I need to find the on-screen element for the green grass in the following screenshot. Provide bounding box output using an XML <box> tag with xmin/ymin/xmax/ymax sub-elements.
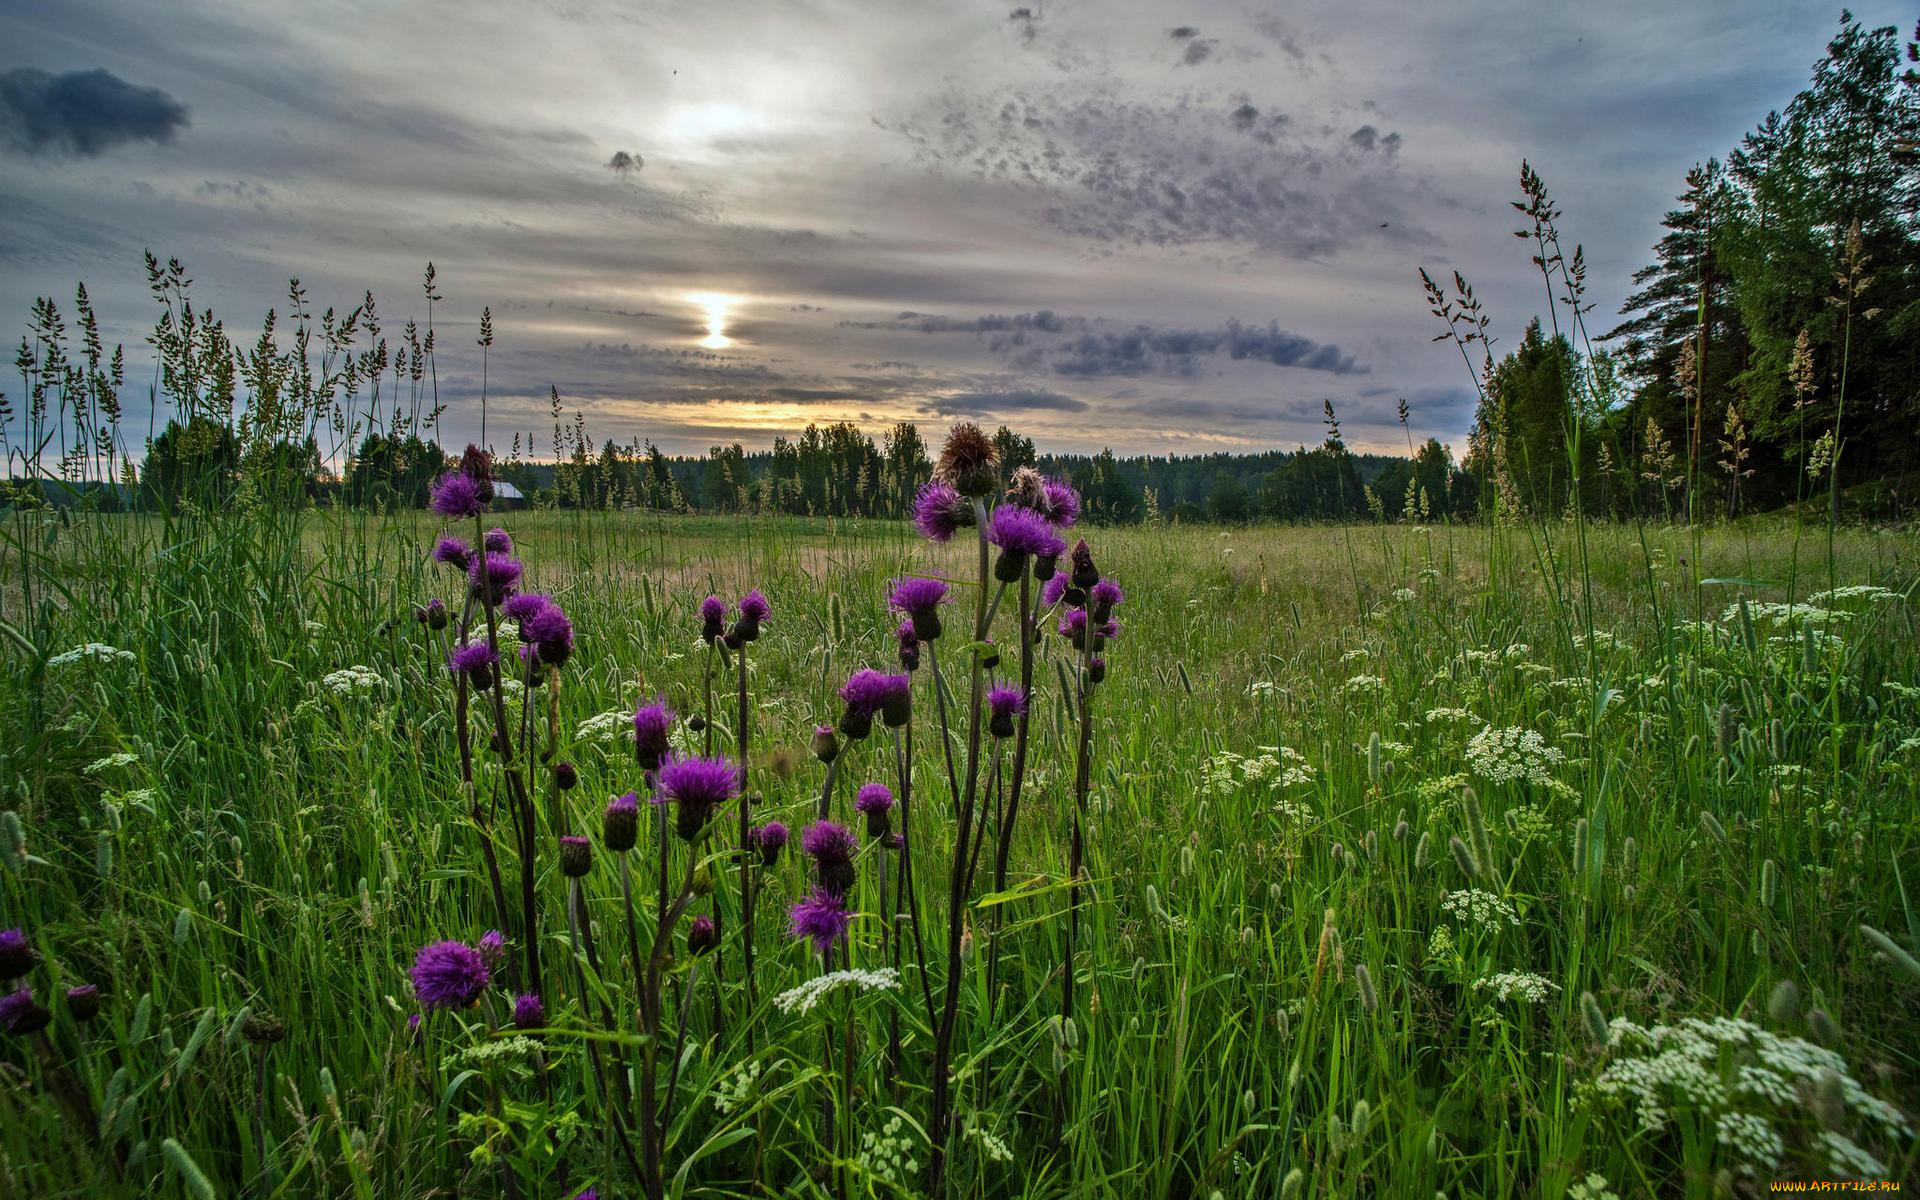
<box><xmin>1</xmin><ymin>508</ymin><xmax>1916</xmax><ymax>1197</ymax></box>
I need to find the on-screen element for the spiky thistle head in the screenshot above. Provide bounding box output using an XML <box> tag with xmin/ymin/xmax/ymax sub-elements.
<box><xmin>447</xmin><ymin>640</ymin><xmax>499</xmax><ymax>687</ymax></box>
<box><xmin>888</xmin><ymin>576</ymin><xmax>951</xmax><ymax>641</ymax></box>
<box><xmin>432</xmin><ymin>536</ymin><xmax>472</xmax><ymax>571</ymax></box>
<box><xmin>788</xmin><ymin>887</ymin><xmax>852</xmax><ymax>956</ymax></box>
<box><xmin>655</xmin><ymin>755</ymin><xmax>742</xmax><ymax>840</ymax></box>
<box><xmin>752</xmin><ymin>820</ymin><xmax>790</xmax><ymax>866</ymax></box>
<box><xmin>467</xmin><ymin>552</ymin><xmax>522</xmax><ymax>605</ymax></box>
<box><xmin>603</xmin><ymin>792</ymin><xmax>640</xmax><ymax>852</ymax></box>
<box><xmin>0</xmin><ymin>987</ymin><xmax>50</xmax><ymax>1036</ymax></box>
<box><xmin>632</xmin><ymin>700</ymin><xmax>675</xmax><ymax>771</ymax></box>
<box><xmin>698</xmin><ymin>594</ymin><xmax>728</xmax><ymax>643</ymax></box>
<box><xmin>987</xmin><ymin>686</ymin><xmax>1027</xmax><ymax>738</ymax></box>
<box><xmin>935</xmin><ymin>421</ymin><xmax>1000</xmax><ymax>497</ymax></box>
<box><xmin>410</xmin><ymin>940</ymin><xmax>491</xmax><ymax>1010</ymax></box>
<box><xmin>912</xmin><ymin>479</ymin><xmax>973</xmax><ymax>542</ymax></box>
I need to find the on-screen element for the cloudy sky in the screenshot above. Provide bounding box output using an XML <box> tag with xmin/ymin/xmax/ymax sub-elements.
<box><xmin>0</xmin><ymin>0</ymin><xmax>1901</xmax><ymax>460</ymax></box>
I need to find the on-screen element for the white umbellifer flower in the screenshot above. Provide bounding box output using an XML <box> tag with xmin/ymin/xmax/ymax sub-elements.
<box><xmin>1572</xmin><ymin>631</ymin><xmax>1621</xmax><ymax>651</ymax></box>
<box><xmin>966</xmin><ymin>1120</ymin><xmax>1014</xmax><ymax>1164</ymax></box>
<box><xmin>1425</xmin><ymin>707</ymin><xmax>1480</xmax><ymax>725</ymax></box>
<box><xmin>1441</xmin><ymin>889</ymin><xmax>1520</xmax><ymax>930</ymax></box>
<box><xmin>711</xmin><ymin>1059</ymin><xmax>763</xmax><ymax>1115</ymax></box>
<box><xmin>1721</xmin><ymin>600</ymin><xmax>1847</xmax><ymax>627</ymax></box>
<box><xmin>1202</xmin><ymin>748</ymin><xmax>1316</xmax><ymax>795</ymax></box>
<box><xmin>48</xmin><ymin>643</ymin><xmax>135</xmax><ymax>668</ymax></box>
<box><xmin>772</xmin><ymin>967</ymin><xmax>900</xmax><ymax>1017</ymax></box>
<box><xmin>575</xmin><ymin>709</ymin><xmax>632</xmax><ymax>743</ymax></box>
<box><xmin>854</xmin><ymin>1114</ymin><xmax>921</xmax><ymax>1184</ymax></box>
<box><xmin>1339</xmin><ymin>648</ymin><xmax>1372</xmax><ymax>664</ymax></box>
<box><xmin>1472</xmin><ymin>971</ymin><xmax>1559</xmax><ymax>1003</ymax></box>
<box><xmin>1392</xmin><ymin>587</ymin><xmax>1416</xmax><ymax>602</ymax></box>
<box><xmin>1344</xmin><ymin>674</ymin><xmax>1386</xmax><ymax>694</ymax></box>
<box><xmin>1586</xmin><ymin>1015</ymin><xmax>1911</xmax><ymax>1179</ymax></box>
<box><xmin>1806</xmin><ymin>585</ymin><xmax>1900</xmax><ymax>606</ymax></box>
<box><xmin>83</xmin><ymin>753</ymin><xmax>139</xmax><ymax>775</ymax></box>
<box><xmin>319</xmin><ymin>666</ymin><xmax>383</xmax><ymax>696</ymax></box>
<box><xmin>1247</xmin><ymin>680</ymin><xmax>1280</xmax><ymax>699</ymax></box>
<box><xmin>1567</xmin><ymin>1172</ymin><xmax>1619</xmax><ymax>1200</ymax></box>
<box><xmin>1464</xmin><ymin>726</ymin><xmax>1565</xmax><ymax>785</ymax></box>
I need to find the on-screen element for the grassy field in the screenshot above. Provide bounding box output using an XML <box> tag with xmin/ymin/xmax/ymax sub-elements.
<box><xmin>1</xmin><ymin>504</ymin><xmax>1917</xmax><ymax>1197</ymax></box>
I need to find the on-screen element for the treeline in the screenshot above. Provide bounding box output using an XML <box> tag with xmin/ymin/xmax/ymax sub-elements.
<box><xmin>1457</xmin><ymin>12</ymin><xmax>1920</xmax><ymax>522</ymax></box>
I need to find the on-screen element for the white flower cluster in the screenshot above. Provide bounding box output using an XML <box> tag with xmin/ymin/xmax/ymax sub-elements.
<box><xmin>1464</xmin><ymin>726</ymin><xmax>1565</xmax><ymax>785</ymax></box>
<box><xmin>772</xmin><ymin>967</ymin><xmax>900</xmax><ymax>1017</ymax></box>
<box><xmin>711</xmin><ymin>1059</ymin><xmax>762</xmax><ymax>1115</ymax></box>
<box><xmin>1588</xmin><ymin>1015</ymin><xmax>1911</xmax><ymax>1178</ymax></box>
<box><xmin>1441</xmin><ymin>889</ymin><xmax>1520</xmax><ymax>930</ymax></box>
<box><xmin>1339</xmin><ymin>647</ymin><xmax>1372</xmax><ymax>664</ymax></box>
<box><xmin>575</xmin><ymin>708</ymin><xmax>633</xmax><ymax>744</ymax></box>
<box><xmin>1424</xmin><ymin>707</ymin><xmax>1481</xmax><ymax>725</ymax></box>
<box><xmin>48</xmin><ymin>643</ymin><xmax>135</xmax><ymax>668</ymax></box>
<box><xmin>1806</xmin><ymin>585</ymin><xmax>1900</xmax><ymax>606</ymax></box>
<box><xmin>1722</xmin><ymin>601</ymin><xmax>1847</xmax><ymax>628</ymax></box>
<box><xmin>1343</xmin><ymin>674</ymin><xmax>1386</xmax><ymax>695</ymax></box>
<box><xmin>83</xmin><ymin>753</ymin><xmax>139</xmax><ymax>776</ymax></box>
<box><xmin>1472</xmin><ymin>971</ymin><xmax>1559</xmax><ymax>1003</ymax></box>
<box><xmin>1567</xmin><ymin>1172</ymin><xmax>1619</xmax><ymax>1200</ymax></box>
<box><xmin>1572</xmin><ymin>631</ymin><xmax>1622</xmax><ymax>651</ymax></box>
<box><xmin>1202</xmin><ymin>748</ymin><xmax>1316</xmax><ymax>795</ymax></box>
<box><xmin>855</xmin><ymin>1114</ymin><xmax>921</xmax><ymax>1184</ymax></box>
<box><xmin>1391</xmin><ymin>587</ymin><xmax>1416</xmax><ymax>603</ymax></box>
<box><xmin>319</xmin><ymin>666</ymin><xmax>383</xmax><ymax>696</ymax></box>
<box><xmin>966</xmin><ymin>1119</ymin><xmax>1014</xmax><ymax>1164</ymax></box>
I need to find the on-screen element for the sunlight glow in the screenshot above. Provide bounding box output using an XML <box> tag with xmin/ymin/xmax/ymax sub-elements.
<box><xmin>687</xmin><ymin>292</ymin><xmax>737</xmax><ymax>350</ymax></box>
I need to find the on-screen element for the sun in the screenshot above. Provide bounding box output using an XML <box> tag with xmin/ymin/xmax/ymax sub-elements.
<box><xmin>686</xmin><ymin>292</ymin><xmax>737</xmax><ymax>350</ymax></box>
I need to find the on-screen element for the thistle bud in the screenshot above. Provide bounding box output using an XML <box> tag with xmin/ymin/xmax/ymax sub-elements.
<box><xmin>551</xmin><ymin>761</ymin><xmax>579</xmax><ymax>791</ymax></box>
<box><xmin>1034</xmin><ymin>552</ymin><xmax>1059</xmax><ymax>582</ymax></box>
<box><xmin>242</xmin><ymin>1013</ymin><xmax>286</xmax><ymax>1045</ymax></box>
<box><xmin>1088</xmin><ymin>657</ymin><xmax>1107</xmax><ymax>684</ymax></box>
<box><xmin>0</xmin><ymin>930</ymin><xmax>37</xmax><ymax>981</ymax></box>
<box><xmin>691</xmin><ymin>863</ymin><xmax>715</xmax><ymax>896</ymax></box>
<box><xmin>603</xmin><ymin>793</ymin><xmax>640</xmax><ymax>853</ymax></box>
<box><xmin>559</xmin><ymin>835</ymin><xmax>592</xmax><ymax>878</ymax></box>
<box><xmin>1069</xmin><ymin>539</ymin><xmax>1098</xmax><ymax>589</ymax></box>
<box><xmin>810</xmin><ymin>724</ymin><xmax>840</xmax><ymax>764</ymax></box>
<box><xmin>687</xmin><ymin>914</ymin><xmax>719</xmax><ymax>957</ymax></box>
<box><xmin>65</xmin><ymin>984</ymin><xmax>101</xmax><ymax>1023</ymax></box>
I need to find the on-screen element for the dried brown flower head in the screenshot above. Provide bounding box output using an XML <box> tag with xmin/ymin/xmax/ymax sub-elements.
<box><xmin>935</xmin><ymin>422</ymin><xmax>1000</xmax><ymax>497</ymax></box>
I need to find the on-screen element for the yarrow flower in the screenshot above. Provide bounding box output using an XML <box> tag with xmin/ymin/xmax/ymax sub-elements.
<box><xmin>889</xmin><ymin>577</ymin><xmax>952</xmax><ymax>641</ymax></box>
<box><xmin>788</xmin><ymin>887</ymin><xmax>853</xmax><ymax>956</ymax></box>
<box><xmin>752</xmin><ymin>821</ymin><xmax>790</xmax><ymax>866</ymax></box>
<box><xmin>855</xmin><ymin>783</ymin><xmax>895</xmax><ymax>838</ymax></box>
<box><xmin>913</xmin><ymin>479</ymin><xmax>972</xmax><ymax>542</ymax></box>
<box><xmin>447</xmin><ymin>641</ymin><xmax>499</xmax><ymax>687</ymax></box>
<box><xmin>411</xmin><ymin>940</ymin><xmax>492</xmax><ymax>1010</ymax></box>
<box><xmin>802</xmin><ymin>819</ymin><xmax>858</xmax><ymax>894</ymax></box>
<box><xmin>432</xmin><ymin>536</ymin><xmax>472</xmax><ymax>571</ymax></box>
<box><xmin>655</xmin><ymin>755</ymin><xmax>742</xmax><ymax>840</ymax></box>
<box><xmin>988</xmin><ymin>686</ymin><xmax>1026</xmax><ymax>737</ymax></box>
<box><xmin>633</xmin><ymin>700</ymin><xmax>674</xmax><ymax>771</ymax></box>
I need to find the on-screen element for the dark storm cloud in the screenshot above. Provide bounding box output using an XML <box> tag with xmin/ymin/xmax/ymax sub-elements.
<box><xmin>839</xmin><ymin>309</ymin><xmax>1078</xmax><ymax>335</ymax></box>
<box><xmin>0</xmin><ymin>67</ymin><xmax>189</xmax><ymax>157</ymax></box>
<box><xmin>883</xmin><ymin>86</ymin><xmax>1433</xmax><ymax>256</ymax></box>
<box><xmin>927</xmin><ymin>387</ymin><xmax>1089</xmax><ymax>416</ymax></box>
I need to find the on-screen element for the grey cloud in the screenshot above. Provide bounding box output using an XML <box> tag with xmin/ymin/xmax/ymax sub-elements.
<box><xmin>927</xmin><ymin>387</ymin><xmax>1089</xmax><ymax>416</ymax></box>
<box><xmin>1168</xmin><ymin>26</ymin><xmax>1201</xmax><ymax>39</ymax></box>
<box><xmin>1347</xmin><ymin>124</ymin><xmax>1401</xmax><ymax>155</ymax></box>
<box><xmin>1180</xmin><ymin>38</ymin><xmax>1218</xmax><ymax>65</ymax></box>
<box><xmin>0</xmin><ymin>68</ymin><xmax>189</xmax><ymax>157</ymax></box>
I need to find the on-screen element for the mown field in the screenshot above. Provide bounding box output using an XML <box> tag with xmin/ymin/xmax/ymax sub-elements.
<box><xmin>1</xmin><ymin>506</ymin><xmax>1917</xmax><ymax>1198</ymax></box>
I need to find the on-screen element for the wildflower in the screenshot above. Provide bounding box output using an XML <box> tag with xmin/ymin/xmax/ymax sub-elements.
<box><xmin>603</xmin><ymin>792</ymin><xmax>640</xmax><ymax>853</ymax></box>
<box><xmin>889</xmin><ymin>577</ymin><xmax>951</xmax><ymax>641</ymax></box>
<box><xmin>802</xmin><ymin>819</ymin><xmax>858</xmax><ymax>895</ymax></box>
<box><xmin>421</xmin><ymin>598</ymin><xmax>449</xmax><ymax>630</ymax></box>
<box><xmin>559</xmin><ymin>835</ymin><xmax>592</xmax><ymax>877</ymax></box>
<box><xmin>467</xmin><ymin>552</ymin><xmax>522</xmax><ymax>606</ymax></box>
<box><xmin>431</xmin><ymin>536</ymin><xmax>472</xmax><ymax>571</ymax></box>
<box><xmin>773</xmin><ymin>966</ymin><xmax>899</xmax><ymax>1015</ymax></box>
<box><xmin>1057</xmin><ymin>609</ymin><xmax>1117</xmax><ymax>651</ymax></box>
<box><xmin>878</xmin><ymin>673</ymin><xmax>912</xmax><ymax>728</ymax></box>
<box><xmin>447</xmin><ymin>641</ymin><xmax>498</xmax><ymax>688</ymax></box>
<box><xmin>1088</xmin><ymin>656</ymin><xmax>1107</xmax><ymax>684</ymax></box>
<box><xmin>1040</xmin><ymin>573</ymin><xmax>1069</xmax><ymax>608</ymax></box>
<box><xmin>810</xmin><ymin>724</ymin><xmax>840</xmax><ymax>764</ymax></box>
<box><xmin>410</xmin><ymin>940</ymin><xmax>491</xmax><ymax>1010</ymax></box>
<box><xmin>65</xmin><ymin>984</ymin><xmax>100</xmax><ymax>1022</ymax></box>
<box><xmin>1089</xmin><ymin>578</ymin><xmax>1124</xmax><ymax>623</ymax></box>
<box><xmin>912</xmin><ymin>479</ymin><xmax>972</xmax><ymax>542</ymax></box>
<box><xmin>1039</xmin><ymin>476</ymin><xmax>1082</xmax><ymax>528</ymax></box>
<box><xmin>317</xmin><ymin>664</ymin><xmax>381</xmax><ymax>695</ymax></box>
<box><xmin>511</xmin><ymin>993</ymin><xmax>544</xmax><ymax>1030</ymax></box>
<box><xmin>552</xmin><ymin>761</ymin><xmax>579</xmax><ymax>790</ymax></box>
<box><xmin>986</xmin><ymin>505</ymin><xmax>1063</xmax><ymax>581</ymax></box>
<box><xmin>654</xmin><ymin>755</ymin><xmax>741</xmax><ymax>840</ymax></box>
<box><xmin>1441</xmin><ymin>888</ymin><xmax>1520</xmax><ymax>930</ymax></box>
<box><xmin>838</xmin><ymin>669</ymin><xmax>892</xmax><ymax>739</ymax></box>
<box><xmin>0</xmin><ymin>987</ymin><xmax>51</xmax><ymax>1036</ymax></box>
<box><xmin>501</xmin><ymin>591</ymin><xmax>550</xmax><ymax>623</ymax></box>
<box><xmin>1473</xmin><ymin>971</ymin><xmax>1559</xmax><ymax>1003</ymax></box>
<box><xmin>482</xmin><ymin>527</ymin><xmax>512</xmax><ymax>554</ymax></box>
<box><xmin>686</xmin><ymin>914</ymin><xmax>718</xmax><ymax>957</ymax></box>
<box><xmin>698</xmin><ymin>595</ymin><xmax>728</xmax><ymax>644</ymax></box>
<box><xmin>752</xmin><ymin>821</ymin><xmax>790</xmax><ymax>866</ymax></box>
<box><xmin>733</xmin><ymin>589</ymin><xmax>771</xmax><ymax>643</ymax></box>
<box><xmin>633</xmin><ymin>700</ymin><xmax>674</xmax><ymax>771</ymax></box>
<box><xmin>787</xmin><ymin>888</ymin><xmax>853</xmax><ymax>957</ymax></box>
<box><xmin>1464</xmin><ymin>726</ymin><xmax>1565</xmax><ymax>786</ymax></box>
<box><xmin>855</xmin><ymin>783</ymin><xmax>895</xmax><ymax>838</ymax></box>
<box><xmin>478</xmin><ymin>929</ymin><xmax>506</xmax><ymax>965</ymax></box>
<box><xmin>1069</xmin><ymin>538</ymin><xmax>1099</xmax><ymax>589</ymax></box>
<box><xmin>523</xmin><ymin>602</ymin><xmax>574</xmax><ymax>666</ymax></box>
<box><xmin>934</xmin><ymin>421</ymin><xmax>1001</xmax><ymax>497</ymax></box>
<box><xmin>988</xmin><ymin>686</ymin><xmax>1026</xmax><ymax>738</ymax></box>
<box><xmin>429</xmin><ymin>470</ymin><xmax>485</xmax><ymax>519</ymax></box>
<box><xmin>46</xmin><ymin>643</ymin><xmax>135</xmax><ymax>668</ymax></box>
<box><xmin>896</xmin><ymin>619</ymin><xmax>920</xmax><ymax>671</ymax></box>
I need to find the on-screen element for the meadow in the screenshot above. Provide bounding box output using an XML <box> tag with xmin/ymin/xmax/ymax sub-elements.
<box><xmin>1</xmin><ymin>477</ymin><xmax>1918</xmax><ymax>1198</ymax></box>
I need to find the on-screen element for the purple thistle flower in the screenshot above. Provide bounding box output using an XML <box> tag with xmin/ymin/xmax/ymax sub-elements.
<box><xmin>483</xmin><ymin>527</ymin><xmax>513</xmax><ymax>554</ymax></box>
<box><xmin>501</xmin><ymin>591</ymin><xmax>551</xmax><ymax>623</ymax></box>
<box><xmin>988</xmin><ymin>686</ymin><xmax>1027</xmax><ymax>738</ymax></box>
<box><xmin>573</xmin><ymin>1187</ymin><xmax>599</xmax><ymax>1200</ymax></box>
<box><xmin>854</xmin><ymin>783</ymin><xmax>895</xmax><ymax>815</ymax></box>
<box><xmin>559</xmin><ymin>834</ymin><xmax>592</xmax><ymax>877</ymax></box>
<box><xmin>633</xmin><ymin>700</ymin><xmax>675</xmax><ymax>771</ymax></box>
<box><xmin>0</xmin><ymin>929</ymin><xmax>35</xmax><ymax>980</ymax></box>
<box><xmin>468</xmin><ymin>552</ymin><xmax>522</xmax><ymax>605</ymax></box>
<box><xmin>0</xmin><ymin>987</ymin><xmax>50</xmax><ymax>1036</ymax></box>
<box><xmin>421</xmin><ymin>598</ymin><xmax>449</xmax><ymax>630</ymax></box>
<box><xmin>1058</xmin><ymin>609</ymin><xmax>1114</xmax><ymax>650</ymax></box>
<box><xmin>432</xmin><ymin>536</ymin><xmax>473</xmax><ymax>571</ymax></box>
<box><xmin>524</xmin><ymin>602</ymin><xmax>574</xmax><ymax>666</ymax></box>
<box><xmin>410</xmin><ymin>940</ymin><xmax>491</xmax><ymax>1010</ymax></box>
<box><xmin>739</xmin><ymin>589</ymin><xmax>771</xmax><ymax>623</ymax></box>
<box><xmin>913</xmin><ymin>479</ymin><xmax>971</xmax><ymax>543</ymax></box>
<box><xmin>447</xmin><ymin>640</ymin><xmax>499</xmax><ymax>687</ymax></box>
<box><xmin>407</xmin><ymin>1013</ymin><xmax>422</xmax><ymax>1034</ymax></box>
<box><xmin>479</xmin><ymin>930</ymin><xmax>506</xmax><ymax>965</ymax></box>
<box><xmin>878</xmin><ymin>672</ymin><xmax>912</xmax><ymax>728</ymax></box>
<box><xmin>1091</xmin><ymin>579</ymin><xmax>1124</xmax><ymax>609</ymax></box>
<box><xmin>889</xmin><ymin>577</ymin><xmax>951</xmax><ymax>641</ymax></box>
<box><xmin>512</xmin><ymin>993</ymin><xmax>544</xmax><ymax>1029</ymax></box>
<box><xmin>1088</xmin><ymin>656</ymin><xmax>1108</xmax><ymax>684</ymax></box>
<box><xmin>752</xmin><ymin>820</ymin><xmax>790</xmax><ymax>866</ymax></box>
<box><xmin>788</xmin><ymin>888</ymin><xmax>852</xmax><ymax>956</ymax></box>
<box><xmin>655</xmin><ymin>755</ymin><xmax>742</xmax><ymax>840</ymax></box>
<box><xmin>896</xmin><ymin>619</ymin><xmax>920</xmax><ymax>672</ymax></box>
<box><xmin>65</xmin><ymin>983</ymin><xmax>101</xmax><ymax>1022</ymax></box>
<box><xmin>986</xmin><ymin>505</ymin><xmax>1059</xmax><ymax>556</ymax></box>
<box><xmin>430</xmin><ymin>470</ymin><xmax>485</xmax><ymax>519</ymax></box>
<box><xmin>1039</xmin><ymin>477</ymin><xmax>1081</xmax><ymax>527</ymax></box>
<box><xmin>603</xmin><ymin>791</ymin><xmax>641</xmax><ymax>852</ymax></box>
<box><xmin>838</xmin><ymin>668</ymin><xmax>892</xmax><ymax>738</ymax></box>
<box><xmin>1040</xmin><ymin>573</ymin><xmax>1069</xmax><ymax>608</ymax></box>
<box><xmin>686</xmin><ymin>914</ymin><xmax>718</xmax><ymax>956</ymax></box>
<box><xmin>802</xmin><ymin>819</ymin><xmax>857</xmax><ymax>894</ymax></box>
<box><xmin>698</xmin><ymin>594</ymin><xmax>728</xmax><ymax>643</ymax></box>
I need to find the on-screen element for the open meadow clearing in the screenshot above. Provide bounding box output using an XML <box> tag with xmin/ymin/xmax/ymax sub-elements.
<box><xmin>1</xmin><ymin>501</ymin><xmax>1916</xmax><ymax>1196</ymax></box>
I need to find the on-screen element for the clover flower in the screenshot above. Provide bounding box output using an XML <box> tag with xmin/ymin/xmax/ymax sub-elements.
<box><xmin>655</xmin><ymin>755</ymin><xmax>742</xmax><ymax>840</ymax></box>
<box><xmin>913</xmin><ymin>479</ymin><xmax>972</xmax><ymax>542</ymax></box>
<box><xmin>788</xmin><ymin>887</ymin><xmax>852</xmax><ymax>956</ymax></box>
<box><xmin>888</xmin><ymin>577</ymin><xmax>951</xmax><ymax>641</ymax></box>
<box><xmin>411</xmin><ymin>940</ymin><xmax>491</xmax><ymax>1010</ymax></box>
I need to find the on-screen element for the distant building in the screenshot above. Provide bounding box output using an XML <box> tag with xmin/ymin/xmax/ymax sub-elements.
<box><xmin>493</xmin><ymin>481</ymin><xmax>528</xmax><ymax>510</ymax></box>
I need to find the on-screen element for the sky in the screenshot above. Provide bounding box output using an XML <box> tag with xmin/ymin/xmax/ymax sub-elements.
<box><xmin>0</xmin><ymin>0</ymin><xmax>1905</xmax><ymax>461</ymax></box>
